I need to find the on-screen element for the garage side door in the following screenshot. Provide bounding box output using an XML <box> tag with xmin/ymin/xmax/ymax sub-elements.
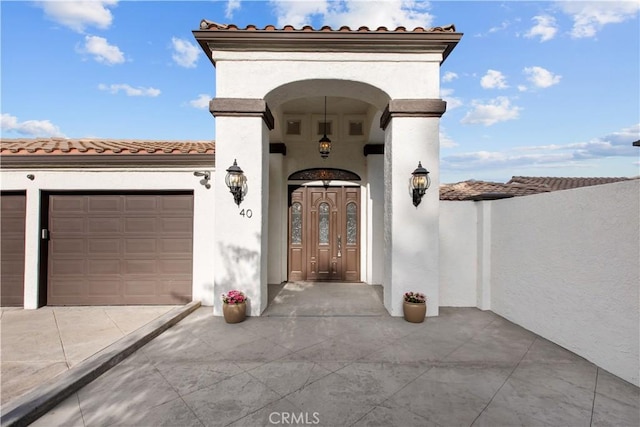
<box><xmin>1</xmin><ymin>193</ymin><xmax>26</xmax><ymax>307</ymax></box>
<box><xmin>48</xmin><ymin>193</ymin><xmax>193</xmax><ymax>305</ymax></box>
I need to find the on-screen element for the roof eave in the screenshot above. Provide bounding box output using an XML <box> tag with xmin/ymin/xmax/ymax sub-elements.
<box><xmin>0</xmin><ymin>154</ymin><xmax>215</xmax><ymax>169</ymax></box>
<box><xmin>192</xmin><ymin>30</ymin><xmax>463</xmax><ymax>66</ymax></box>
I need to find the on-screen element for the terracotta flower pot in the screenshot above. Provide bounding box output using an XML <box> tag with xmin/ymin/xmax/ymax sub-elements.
<box><xmin>403</xmin><ymin>301</ymin><xmax>426</xmax><ymax>323</ymax></box>
<box><xmin>222</xmin><ymin>301</ymin><xmax>246</xmax><ymax>324</ymax></box>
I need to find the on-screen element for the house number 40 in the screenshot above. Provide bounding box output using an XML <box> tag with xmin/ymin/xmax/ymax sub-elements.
<box><xmin>239</xmin><ymin>209</ymin><xmax>253</xmax><ymax>218</ymax></box>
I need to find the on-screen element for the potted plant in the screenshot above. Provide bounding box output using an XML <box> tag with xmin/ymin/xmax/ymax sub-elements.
<box><xmin>403</xmin><ymin>291</ymin><xmax>426</xmax><ymax>323</ymax></box>
<box><xmin>221</xmin><ymin>290</ymin><xmax>247</xmax><ymax>323</ymax></box>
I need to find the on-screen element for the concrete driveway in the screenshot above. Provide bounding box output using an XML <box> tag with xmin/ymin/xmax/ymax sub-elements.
<box><xmin>0</xmin><ymin>306</ymin><xmax>176</xmax><ymax>406</ymax></box>
<box><xmin>27</xmin><ymin>307</ymin><xmax>640</xmax><ymax>427</ymax></box>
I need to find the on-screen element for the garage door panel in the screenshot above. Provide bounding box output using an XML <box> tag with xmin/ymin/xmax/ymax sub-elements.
<box><xmin>87</xmin><ymin>280</ymin><xmax>122</xmax><ymax>297</ymax></box>
<box><xmin>1</xmin><ymin>193</ymin><xmax>25</xmax><ymax>307</ymax></box>
<box><xmin>89</xmin><ymin>239</ymin><xmax>120</xmax><ymax>255</ymax></box>
<box><xmin>51</xmin><ymin>197</ymin><xmax>85</xmax><ymax>212</ymax></box>
<box><xmin>48</xmin><ymin>193</ymin><xmax>193</xmax><ymax>305</ymax></box>
<box><xmin>160</xmin><ymin>218</ymin><xmax>193</xmax><ymax>233</ymax></box>
<box><xmin>51</xmin><ymin>260</ymin><xmax>86</xmax><ymax>275</ymax></box>
<box><xmin>125</xmin><ymin>239</ymin><xmax>157</xmax><ymax>254</ymax></box>
<box><xmin>88</xmin><ymin>196</ymin><xmax>122</xmax><ymax>212</ymax></box>
<box><xmin>160</xmin><ymin>239</ymin><xmax>192</xmax><ymax>253</ymax></box>
<box><xmin>1</xmin><ymin>259</ymin><xmax>24</xmax><ymax>275</ymax></box>
<box><xmin>124</xmin><ymin>260</ymin><xmax>158</xmax><ymax>274</ymax></box>
<box><xmin>52</xmin><ymin>239</ymin><xmax>86</xmax><ymax>254</ymax></box>
<box><xmin>161</xmin><ymin>196</ymin><xmax>193</xmax><ymax>212</ymax></box>
<box><xmin>125</xmin><ymin>197</ymin><xmax>158</xmax><ymax>211</ymax></box>
<box><xmin>1</xmin><ymin>217</ymin><xmax>26</xmax><ymax>233</ymax></box>
<box><xmin>88</xmin><ymin>218</ymin><xmax>121</xmax><ymax>233</ymax></box>
<box><xmin>125</xmin><ymin>218</ymin><xmax>157</xmax><ymax>233</ymax></box>
<box><xmin>51</xmin><ymin>218</ymin><xmax>85</xmax><ymax>233</ymax></box>
<box><xmin>161</xmin><ymin>260</ymin><xmax>192</xmax><ymax>274</ymax></box>
<box><xmin>88</xmin><ymin>260</ymin><xmax>120</xmax><ymax>275</ymax></box>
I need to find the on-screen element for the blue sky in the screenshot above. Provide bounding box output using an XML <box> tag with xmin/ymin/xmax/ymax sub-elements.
<box><xmin>1</xmin><ymin>0</ymin><xmax>638</xmax><ymax>183</ymax></box>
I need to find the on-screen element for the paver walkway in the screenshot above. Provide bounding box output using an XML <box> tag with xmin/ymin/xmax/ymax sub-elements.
<box><xmin>0</xmin><ymin>306</ymin><xmax>176</xmax><ymax>406</ymax></box>
<box><xmin>33</xmin><ymin>307</ymin><xmax>639</xmax><ymax>427</ymax></box>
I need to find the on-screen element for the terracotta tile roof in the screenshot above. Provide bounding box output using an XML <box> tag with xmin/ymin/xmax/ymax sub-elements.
<box><xmin>0</xmin><ymin>138</ymin><xmax>215</xmax><ymax>155</ymax></box>
<box><xmin>507</xmin><ymin>176</ymin><xmax>632</xmax><ymax>191</ymax></box>
<box><xmin>199</xmin><ymin>20</ymin><xmax>457</xmax><ymax>33</ymax></box>
<box><xmin>440</xmin><ymin>180</ymin><xmax>550</xmax><ymax>201</ymax></box>
<box><xmin>442</xmin><ymin>176</ymin><xmax>635</xmax><ymax>201</ymax></box>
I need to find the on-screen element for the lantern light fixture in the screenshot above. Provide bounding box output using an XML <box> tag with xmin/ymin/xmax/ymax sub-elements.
<box><xmin>225</xmin><ymin>159</ymin><xmax>247</xmax><ymax>206</ymax></box>
<box><xmin>319</xmin><ymin>96</ymin><xmax>331</xmax><ymax>159</ymax></box>
<box><xmin>410</xmin><ymin>161</ymin><xmax>431</xmax><ymax>207</ymax></box>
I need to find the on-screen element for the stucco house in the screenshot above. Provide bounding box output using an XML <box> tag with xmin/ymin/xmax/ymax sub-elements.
<box><xmin>1</xmin><ymin>21</ymin><xmax>638</xmax><ymax>387</ymax></box>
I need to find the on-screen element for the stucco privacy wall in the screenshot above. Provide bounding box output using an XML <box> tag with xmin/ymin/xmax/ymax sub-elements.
<box><xmin>439</xmin><ymin>201</ymin><xmax>477</xmax><ymax>306</ymax></box>
<box><xmin>0</xmin><ymin>169</ymin><xmax>216</xmax><ymax>308</ymax></box>
<box><xmin>490</xmin><ymin>180</ymin><xmax>640</xmax><ymax>386</ymax></box>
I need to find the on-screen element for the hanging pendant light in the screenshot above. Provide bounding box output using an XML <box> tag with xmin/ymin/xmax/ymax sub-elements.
<box><xmin>319</xmin><ymin>96</ymin><xmax>331</xmax><ymax>159</ymax></box>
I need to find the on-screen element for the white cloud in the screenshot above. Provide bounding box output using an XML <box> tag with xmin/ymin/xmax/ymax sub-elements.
<box><xmin>442</xmin><ymin>123</ymin><xmax>640</xmax><ymax>172</ymax></box>
<box><xmin>523</xmin><ymin>66</ymin><xmax>561</xmax><ymax>88</ymax></box>
<box><xmin>268</xmin><ymin>0</ymin><xmax>434</xmax><ymax>30</ymax></box>
<box><xmin>480</xmin><ymin>69</ymin><xmax>509</xmax><ymax>89</ymax></box>
<box><xmin>559</xmin><ymin>1</ymin><xmax>640</xmax><ymax>39</ymax></box>
<box><xmin>269</xmin><ymin>0</ymin><xmax>329</xmax><ymax>28</ymax></box>
<box><xmin>441</xmin><ymin>88</ymin><xmax>462</xmax><ymax>110</ymax></box>
<box><xmin>461</xmin><ymin>96</ymin><xmax>521</xmax><ymax>126</ymax></box>
<box><xmin>189</xmin><ymin>94</ymin><xmax>211</xmax><ymax>109</ymax></box>
<box><xmin>171</xmin><ymin>37</ymin><xmax>200</xmax><ymax>68</ymax></box>
<box><xmin>517</xmin><ymin>85</ymin><xmax>528</xmax><ymax>92</ymax></box>
<box><xmin>226</xmin><ymin>0</ymin><xmax>242</xmax><ymax>19</ymax></box>
<box><xmin>439</xmin><ymin>127</ymin><xmax>458</xmax><ymax>148</ymax></box>
<box><xmin>78</xmin><ymin>35</ymin><xmax>124</xmax><ymax>65</ymax></box>
<box><xmin>37</xmin><ymin>0</ymin><xmax>118</xmax><ymax>33</ymax></box>
<box><xmin>1</xmin><ymin>113</ymin><xmax>65</xmax><ymax>137</ymax></box>
<box><xmin>525</xmin><ymin>15</ymin><xmax>558</xmax><ymax>42</ymax></box>
<box><xmin>98</xmin><ymin>83</ymin><xmax>161</xmax><ymax>97</ymax></box>
<box><xmin>442</xmin><ymin>71</ymin><xmax>458</xmax><ymax>83</ymax></box>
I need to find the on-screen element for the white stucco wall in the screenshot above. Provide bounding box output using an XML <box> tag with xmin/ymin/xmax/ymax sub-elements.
<box><xmin>490</xmin><ymin>180</ymin><xmax>640</xmax><ymax>386</ymax></box>
<box><xmin>0</xmin><ymin>168</ymin><xmax>216</xmax><ymax>308</ymax></box>
<box><xmin>214</xmin><ymin>52</ymin><xmax>442</xmax><ymax>103</ymax></box>
<box><xmin>366</xmin><ymin>154</ymin><xmax>384</xmax><ymax>285</ymax></box>
<box><xmin>439</xmin><ymin>201</ymin><xmax>478</xmax><ymax>306</ymax></box>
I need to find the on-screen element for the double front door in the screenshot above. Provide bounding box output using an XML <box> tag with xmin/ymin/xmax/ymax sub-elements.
<box><xmin>288</xmin><ymin>186</ymin><xmax>360</xmax><ymax>282</ymax></box>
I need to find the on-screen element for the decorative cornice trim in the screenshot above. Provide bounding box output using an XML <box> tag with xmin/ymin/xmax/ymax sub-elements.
<box><xmin>380</xmin><ymin>99</ymin><xmax>447</xmax><ymax>129</ymax></box>
<box><xmin>193</xmin><ymin>29</ymin><xmax>462</xmax><ymax>66</ymax></box>
<box><xmin>0</xmin><ymin>154</ymin><xmax>215</xmax><ymax>169</ymax></box>
<box><xmin>363</xmin><ymin>144</ymin><xmax>384</xmax><ymax>156</ymax></box>
<box><xmin>209</xmin><ymin>98</ymin><xmax>275</xmax><ymax>130</ymax></box>
<box><xmin>269</xmin><ymin>143</ymin><xmax>287</xmax><ymax>155</ymax></box>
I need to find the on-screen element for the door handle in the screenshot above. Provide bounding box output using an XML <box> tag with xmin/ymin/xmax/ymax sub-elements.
<box><xmin>337</xmin><ymin>234</ymin><xmax>342</xmax><ymax>257</ymax></box>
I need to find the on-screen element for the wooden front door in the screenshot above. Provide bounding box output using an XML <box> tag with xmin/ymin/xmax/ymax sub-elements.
<box><xmin>288</xmin><ymin>186</ymin><xmax>360</xmax><ymax>282</ymax></box>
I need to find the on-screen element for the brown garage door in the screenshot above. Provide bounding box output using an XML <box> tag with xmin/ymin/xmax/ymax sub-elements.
<box><xmin>47</xmin><ymin>193</ymin><xmax>193</xmax><ymax>305</ymax></box>
<box><xmin>1</xmin><ymin>193</ymin><xmax>26</xmax><ymax>306</ymax></box>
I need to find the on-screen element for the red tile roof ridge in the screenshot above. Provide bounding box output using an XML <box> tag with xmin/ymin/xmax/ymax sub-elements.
<box><xmin>198</xmin><ymin>19</ymin><xmax>456</xmax><ymax>33</ymax></box>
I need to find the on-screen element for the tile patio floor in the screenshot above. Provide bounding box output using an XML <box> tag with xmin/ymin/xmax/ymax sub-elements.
<box><xmin>32</xmin><ymin>306</ymin><xmax>639</xmax><ymax>427</ymax></box>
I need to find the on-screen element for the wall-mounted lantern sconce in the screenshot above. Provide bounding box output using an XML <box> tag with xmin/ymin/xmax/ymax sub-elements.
<box><xmin>193</xmin><ymin>171</ymin><xmax>211</xmax><ymax>189</ymax></box>
<box><xmin>410</xmin><ymin>161</ymin><xmax>431</xmax><ymax>207</ymax></box>
<box><xmin>225</xmin><ymin>159</ymin><xmax>247</xmax><ymax>206</ymax></box>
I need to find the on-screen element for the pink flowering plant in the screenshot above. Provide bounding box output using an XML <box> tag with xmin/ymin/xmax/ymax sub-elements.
<box><xmin>404</xmin><ymin>291</ymin><xmax>426</xmax><ymax>304</ymax></box>
<box><xmin>221</xmin><ymin>290</ymin><xmax>246</xmax><ymax>305</ymax></box>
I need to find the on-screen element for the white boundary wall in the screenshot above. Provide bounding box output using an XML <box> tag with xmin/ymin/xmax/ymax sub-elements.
<box><xmin>439</xmin><ymin>180</ymin><xmax>639</xmax><ymax>386</ymax></box>
<box><xmin>439</xmin><ymin>201</ymin><xmax>477</xmax><ymax>306</ymax></box>
<box><xmin>490</xmin><ymin>180</ymin><xmax>639</xmax><ymax>386</ymax></box>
